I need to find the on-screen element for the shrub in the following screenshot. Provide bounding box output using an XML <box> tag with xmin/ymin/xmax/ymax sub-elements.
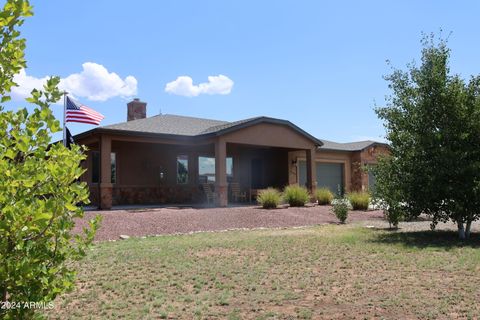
<box><xmin>332</xmin><ymin>198</ymin><xmax>349</xmax><ymax>223</ymax></box>
<box><xmin>0</xmin><ymin>2</ymin><xmax>101</xmax><ymax>319</ymax></box>
<box><xmin>257</xmin><ymin>188</ymin><xmax>281</xmax><ymax>209</ymax></box>
<box><xmin>347</xmin><ymin>191</ymin><xmax>370</xmax><ymax>210</ymax></box>
<box><xmin>376</xmin><ymin>200</ymin><xmax>404</xmax><ymax>229</ymax></box>
<box><xmin>384</xmin><ymin>206</ymin><xmax>403</xmax><ymax>229</ymax></box>
<box><xmin>314</xmin><ymin>188</ymin><xmax>334</xmax><ymax>205</ymax></box>
<box><xmin>283</xmin><ymin>185</ymin><xmax>310</xmax><ymax>207</ymax></box>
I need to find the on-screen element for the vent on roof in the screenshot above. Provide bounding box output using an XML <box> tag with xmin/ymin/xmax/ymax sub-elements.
<box><xmin>127</xmin><ymin>98</ymin><xmax>147</xmax><ymax>121</ymax></box>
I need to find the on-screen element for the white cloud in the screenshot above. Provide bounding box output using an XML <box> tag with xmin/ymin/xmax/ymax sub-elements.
<box><xmin>11</xmin><ymin>69</ymin><xmax>50</xmax><ymax>100</ymax></box>
<box><xmin>61</xmin><ymin>62</ymin><xmax>137</xmax><ymax>101</ymax></box>
<box><xmin>165</xmin><ymin>74</ymin><xmax>234</xmax><ymax>97</ymax></box>
<box><xmin>11</xmin><ymin>62</ymin><xmax>138</xmax><ymax>102</ymax></box>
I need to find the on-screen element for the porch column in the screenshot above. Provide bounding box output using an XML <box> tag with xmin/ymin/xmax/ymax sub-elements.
<box><xmin>188</xmin><ymin>151</ymin><xmax>197</xmax><ymax>184</ymax></box>
<box><xmin>215</xmin><ymin>139</ymin><xmax>228</xmax><ymax>207</ymax></box>
<box><xmin>99</xmin><ymin>135</ymin><xmax>112</xmax><ymax>210</ymax></box>
<box><xmin>306</xmin><ymin>148</ymin><xmax>316</xmax><ymax>194</ymax></box>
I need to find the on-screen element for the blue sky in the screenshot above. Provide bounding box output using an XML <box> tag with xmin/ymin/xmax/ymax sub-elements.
<box><xmin>6</xmin><ymin>1</ymin><xmax>480</xmax><ymax>142</ymax></box>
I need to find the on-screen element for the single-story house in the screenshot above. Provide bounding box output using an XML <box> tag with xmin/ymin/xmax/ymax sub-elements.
<box><xmin>75</xmin><ymin>99</ymin><xmax>389</xmax><ymax>209</ymax></box>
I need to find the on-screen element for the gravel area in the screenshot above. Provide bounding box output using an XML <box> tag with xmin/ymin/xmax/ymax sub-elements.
<box><xmin>74</xmin><ymin>205</ymin><xmax>385</xmax><ymax>241</ymax></box>
<box><xmin>74</xmin><ymin>205</ymin><xmax>479</xmax><ymax>241</ymax></box>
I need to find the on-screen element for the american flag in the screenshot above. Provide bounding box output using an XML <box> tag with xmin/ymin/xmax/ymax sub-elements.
<box><xmin>66</xmin><ymin>96</ymin><xmax>104</xmax><ymax>125</ymax></box>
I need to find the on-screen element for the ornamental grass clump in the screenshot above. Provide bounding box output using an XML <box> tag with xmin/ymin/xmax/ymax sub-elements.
<box><xmin>314</xmin><ymin>188</ymin><xmax>334</xmax><ymax>205</ymax></box>
<box><xmin>257</xmin><ymin>188</ymin><xmax>282</xmax><ymax>209</ymax></box>
<box><xmin>347</xmin><ymin>191</ymin><xmax>370</xmax><ymax>210</ymax></box>
<box><xmin>283</xmin><ymin>185</ymin><xmax>310</xmax><ymax>207</ymax></box>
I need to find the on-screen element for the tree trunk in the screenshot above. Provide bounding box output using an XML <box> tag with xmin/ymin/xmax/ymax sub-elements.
<box><xmin>457</xmin><ymin>221</ymin><xmax>465</xmax><ymax>240</ymax></box>
<box><xmin>465</xmin><ymin>220</ymin><xmax>472</xmax><ymax>240</ymax></box>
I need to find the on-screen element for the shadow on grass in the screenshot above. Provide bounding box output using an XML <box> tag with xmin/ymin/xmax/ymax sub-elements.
<box><xmin>369</xmin><ymin>229</ymin><xmax>480</xmax><ymax>249</ymax></box>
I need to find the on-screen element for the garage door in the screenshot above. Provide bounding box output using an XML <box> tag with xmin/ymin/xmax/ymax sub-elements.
<box><xmin>316</xmin><ymin>163</ymin><xmax>344</xmax><ymax>195</ymax></box>
<box><xmin>298</xmin><ymin>161</ymin><xmax>344</xmax><ymax>195</ymax></box>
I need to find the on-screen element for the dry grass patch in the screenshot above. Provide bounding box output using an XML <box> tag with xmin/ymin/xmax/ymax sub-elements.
<box><xmin>46</xmin><ymin>225</ymin><xmax>480</xmax><ymax>319</ymax></box>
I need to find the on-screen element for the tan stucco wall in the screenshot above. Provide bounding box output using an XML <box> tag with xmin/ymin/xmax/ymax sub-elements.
<box><xmin>110</xmin><ymin>140</ymin><xmax>214</xmax><ymax>187</ymax></box>
<box><xmin>220</xmin><ymin>122</ymin><xmax>316</xmax><ymax>150</ymax></box>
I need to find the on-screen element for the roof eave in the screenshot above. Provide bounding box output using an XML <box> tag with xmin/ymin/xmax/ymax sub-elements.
<box><xmin>73</xmin><ymin>127</ymin><xmax>205</xmax><ymax>142</ymax></box>
<box><xmin>72</xmin><ymin>117</ymin><xmax>332</xmax><ymax>147</ymax></box>
<box><xmin>317</xmin><ymin>147</ymin><xmax>355</xmax><ymax>153</ymax></box>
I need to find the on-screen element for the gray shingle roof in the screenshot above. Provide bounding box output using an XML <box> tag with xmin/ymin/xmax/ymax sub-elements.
<box><xmin>101</xmin><ymin>114</ymin><xmax>316</xmax><ymax>140</ymax></box>
<box><xmin>199</xmin><ymin>116</ymin><xmax>263</xmax><ymax>134</ymax></box>
<box><xmin>319</xmin><ymin>139</ymin><xmax>384</xmax><ymax>151</ymax></box>
<box><xmin>95</xmin><ymin>113</ymin><xmax>385</xmax><ymax>151</ymax></box>
<box><xmin>102</xmin><ymin>114</ymin><xmax>228</xmax><ymax>136</ymax></box>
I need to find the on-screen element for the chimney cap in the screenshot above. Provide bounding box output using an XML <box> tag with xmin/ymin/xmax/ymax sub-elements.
<box><xmin>127</xmin><ymin>98</ymin><xmax>147</xmax><ymax>121</ymax></box>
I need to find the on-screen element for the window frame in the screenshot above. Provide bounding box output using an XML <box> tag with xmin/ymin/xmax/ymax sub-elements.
<box><xmin>176</xmin><ymin>154</ymin><xmax>189</xmax><ymax>184</ymax></box>
<box><xmin>110</xmin><ymin>152</ymin><xmax>117</xmax><ymax>184</ymax></box>
<box><xmin>197</xmin><ymin>155</ymin><xmax>234</xmax><ymax>184</ymax></box>
<box><xmin>91</xmin><ymin>151</ymin><xmax>117</xmax><ymax>184</ymax></box>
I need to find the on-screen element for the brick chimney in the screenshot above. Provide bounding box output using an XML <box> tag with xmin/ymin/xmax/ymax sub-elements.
<box><xmin>127</xmin><ymin>98</ymin><xmax>147</xmax><ymax>121</ymax></box>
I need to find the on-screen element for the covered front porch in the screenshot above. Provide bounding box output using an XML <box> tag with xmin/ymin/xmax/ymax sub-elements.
<box><xmin>79</xmin><ymin>120</ymin><xmax>320</xmax><ymax>209</ymax></box>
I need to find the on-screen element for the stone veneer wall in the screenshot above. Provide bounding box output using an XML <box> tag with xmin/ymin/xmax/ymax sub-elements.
<box><xmin>111</xmin><ymin>185</ymin><xmax>204</xmax><ymax>205</ymax></box>
<box><xmin>350</xmin><ymin>145</ymin><xmax>390</xmax><ymax>192</ymax></box>
<box><xmin>350</xmin><ymin>152</ymin><xmax>363</xmax><ymax>192</ymax></box>
<box><xmin>88</xmin><ymin>185</ymin><xmax>99</xmax><ymax>207</ymax></box>
<box><xmin>87</xmin><ymin>185</ymin><xmax>206</xmax><ymax>206</ymax></box>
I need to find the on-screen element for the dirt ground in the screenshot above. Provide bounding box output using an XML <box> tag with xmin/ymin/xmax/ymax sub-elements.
<box><xmin>74</xmin><ymin>205</ymin><xmax>385</xmax><ymax>241</ymax></box>
<box><xmin>55</xmin><ymin>222</ymin><xmax>480</xmax><ymax>319</ymax></box>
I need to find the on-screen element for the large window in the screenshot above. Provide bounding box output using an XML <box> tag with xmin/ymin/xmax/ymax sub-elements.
<box><xmin>177</xmin><ymin>155</ymin><xmax>189</xmax><ymax>184</ymax></box>
<box><xmin>91</xmin><ymin>151</ymin><xmax>117</xmax><ymax>184</ymax></box>
<box><xmin>198</xmin><ymin>156</ymin><xmax>233</xmax><ymax>183</ymax></box>
<box><xmin>226</xmin><ymin>157</ymin><xmax>233</xmax><ymax>180</ymax></box>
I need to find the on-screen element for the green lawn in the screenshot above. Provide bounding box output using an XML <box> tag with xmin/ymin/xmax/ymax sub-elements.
<box><xmin>47</xmin><ymin>225</ymin><xmax>480</xmax><ymax>319</ymax></box>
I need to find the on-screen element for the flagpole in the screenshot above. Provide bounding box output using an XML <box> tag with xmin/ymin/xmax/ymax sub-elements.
<box><xmin>63</xmin><ymin>91</ymin><xmax>68</xmax><ymax>147</ymax></box>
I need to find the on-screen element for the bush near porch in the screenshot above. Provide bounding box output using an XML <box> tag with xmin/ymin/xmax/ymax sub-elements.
<box><xmin>257</xmin><ymin>188</ymin><xmax>282</xmax><ymax>209</ymax></box>
<box><xmin>283</xmin><ymin>185</ymin><xmax>310</xmax><ymax>207</ymax></box>
<box><xmin>314</xmin><ymin>188</ymin><xmax>334</xmax><ymax>205</ymax></box>
<box><xmin>347</xmin><ymin>191</ymin><xmax>370</xmax><ymax>210</ymax></box>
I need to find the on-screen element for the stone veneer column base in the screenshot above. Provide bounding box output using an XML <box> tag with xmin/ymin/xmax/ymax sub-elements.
<box><xmin>215</xmin><ymin>185</ymin><xmax>228</xmax><ymax>207</ymax></box>
<box><xmin>99</xmin><ymin>183</ymin><xmax>113</xmax><ymax>210</ymax></box>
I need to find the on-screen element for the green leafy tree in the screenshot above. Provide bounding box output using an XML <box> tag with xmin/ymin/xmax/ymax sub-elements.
<box><xmin>374</xmin><ymin>34</ymin><xmax>480</xmax><ymax>239</ymax></box>
<box><xmin>0</xmin><ymin>1</ymin><xmax>100</xmax><ymax>319</ymax></box>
